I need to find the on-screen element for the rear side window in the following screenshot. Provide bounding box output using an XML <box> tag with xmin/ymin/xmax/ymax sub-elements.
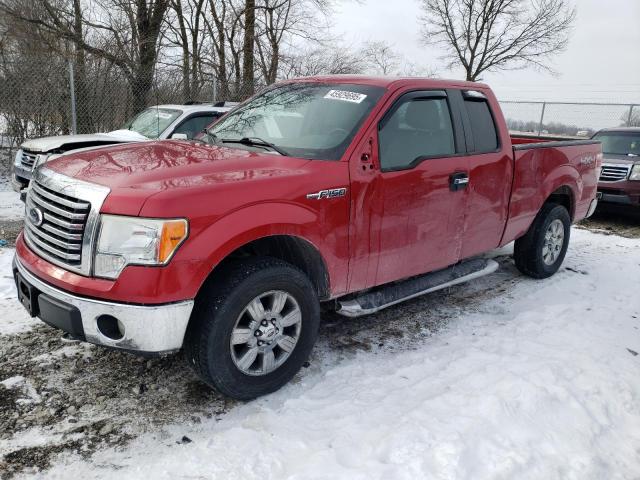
<box><xmin>464</xmin><ymin>98</ymin><xmax>498</xmax><ymax>153</ymax></box>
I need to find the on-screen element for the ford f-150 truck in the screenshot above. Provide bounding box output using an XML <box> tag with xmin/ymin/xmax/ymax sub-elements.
<box><xmin>13</xmin><ymin>76</ymin><xmax>601</xmax><ymax>400</ymax></box>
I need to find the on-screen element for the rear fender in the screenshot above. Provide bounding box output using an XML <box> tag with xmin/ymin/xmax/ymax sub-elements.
<box><xmin>501</xmin><ymin>161</ymin><xmax>581</xmax><ymax>245</ymax></box>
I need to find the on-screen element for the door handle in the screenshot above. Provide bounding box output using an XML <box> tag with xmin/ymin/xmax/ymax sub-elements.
<box><xmin>450</xmin><ymin>172</ymin><xmax>469</xmax><ymax>191</ymax></box>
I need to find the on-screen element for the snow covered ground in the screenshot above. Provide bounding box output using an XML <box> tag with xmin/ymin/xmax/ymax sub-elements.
<box><xmin>0</xmin><ymin>151</ymin><xmax>24</xmax><ymax>221</ymax></box>
<box><xmin>0</xmin><ymin>190</ymin><xmax>24</xmax><ymax>221</ymax></box>
<box><xmin>0</xmin><ymin>249</ymin><xmax>36</xmax><ymax>336</ymax></box>
<box><xmin>1</xmin><ymin>228</ymin><xmax>640</xmax><ymax>479</ymax></box>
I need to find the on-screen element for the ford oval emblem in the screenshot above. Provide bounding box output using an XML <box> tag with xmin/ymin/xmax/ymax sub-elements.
<box><xmin>28</xmin><ymin>206</ymin><xmax>44</xmax><ymax>227</ymax></box>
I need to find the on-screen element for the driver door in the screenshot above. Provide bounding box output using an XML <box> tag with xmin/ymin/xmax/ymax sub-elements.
<box><xmin>349</xmin><ymin>90</ymin><xmax>470</xmax><ymax>289</ymax></box>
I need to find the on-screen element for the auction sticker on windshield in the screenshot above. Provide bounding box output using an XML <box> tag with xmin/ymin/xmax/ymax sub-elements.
<box><xmin>324</xmin><ymin>90</ymin><xmax>367</xmax><ymax>104</ymax></box>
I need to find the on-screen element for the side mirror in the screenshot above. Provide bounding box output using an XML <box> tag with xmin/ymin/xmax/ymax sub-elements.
<box><xmin>171</xmin><ymin>133</ymin><xmax>188</xmax><ymax>140</ymax></box>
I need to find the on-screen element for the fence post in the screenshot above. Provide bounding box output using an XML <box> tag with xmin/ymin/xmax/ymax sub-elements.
<box><xmin>537</xmin><ymin>102</ymin><xmax>546</xmax><ymax>136</ymax></box>
<box><xmin>68</xmin><ymin>60</ymin><xmax>77</xmax><ymax>135</ymax></box>
<box><xmin>627</xmin><ymin>105</ymin><xmax>635</xmax><ymax>127</ymax></box>
<box><xmin>212</xmin><ymin>77</ymin><xmax>217</xmax><ymax>104</ymax></box>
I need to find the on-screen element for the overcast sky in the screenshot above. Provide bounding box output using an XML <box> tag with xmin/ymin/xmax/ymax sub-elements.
<box><xmin>331</xmin><ymin>0</ymin><xmax>640</xmax><ymax>104</ymax></box>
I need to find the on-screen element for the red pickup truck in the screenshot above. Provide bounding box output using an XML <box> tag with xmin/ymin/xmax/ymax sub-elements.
<box><xmin>13</xmin><ymin>77</ymin><xmax>601</xmax><ymax>399</ymax></box>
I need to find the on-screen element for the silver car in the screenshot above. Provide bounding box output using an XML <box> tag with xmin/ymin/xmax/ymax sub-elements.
<box><xmin>12</xmin><ymin>102</ymin><xmax>237</xmax><ymax>192</ymax></box>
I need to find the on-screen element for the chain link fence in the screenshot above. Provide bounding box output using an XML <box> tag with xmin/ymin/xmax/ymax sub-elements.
<box><xmin>0</xmin><ymin>55</ymin><xmax>257</xmax><ymax>172</ymax></box>
<box><xmin>1</xmin><ymin>56</ymin><xmax>638</xmax><ymax>171</ymax></box>
<box><xmin>501</xmin><ymin>101</ymin><xmax>638</xmax><ymax>137</ymax></box>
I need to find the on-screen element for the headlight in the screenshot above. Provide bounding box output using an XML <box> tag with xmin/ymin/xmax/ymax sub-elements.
<box><xmin>630</xmin><ymin>164</ymin><xmax>640</xmax><ymax>181</ymax></box>
<box><xmin>94</xmin><ymin>215</ymin><xmax>188</xmax><ymax>279</ymax></box>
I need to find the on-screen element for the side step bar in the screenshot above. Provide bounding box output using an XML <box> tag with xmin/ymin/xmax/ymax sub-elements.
<box><xmin>337</xmin><ymin>258</ymin><xmax>499</xmax><ymax>317</ymax></box>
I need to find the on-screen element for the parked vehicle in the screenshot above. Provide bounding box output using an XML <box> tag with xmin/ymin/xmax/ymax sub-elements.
<box><xmin>13</xmin><ymin>77</ymin><xmax>601</xmax><ymax>399</ymax></box>
<box><xmin>592</xmin><ymin>127</ymin><xmax>640</xmax><ymax>207</ymax></box>
<box><xmin>11</xmin><ymin>102</ymin><xmax>237</xmax><ymax>192</ymax></box>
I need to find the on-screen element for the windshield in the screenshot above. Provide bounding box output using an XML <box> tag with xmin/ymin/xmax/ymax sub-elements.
<box><xmin>123</xmin><ymin>108</ymin><xmax>182</xmax><ymax>139</ymax></box>
<box><xmin>207</xmin><ymin>82</ymin><xmax>385</xmax><ymax>160</ymax></box>
<box><xmin>593</xmin><ymin>131</ymin><xmax>640</xmax><ymax>156</ymax></box>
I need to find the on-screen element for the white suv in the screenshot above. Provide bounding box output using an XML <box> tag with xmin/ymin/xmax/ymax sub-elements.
<box><xmin>12</xmin><ymin>102</ymin><xmax>237</xmax><ymax>192</ymax></box>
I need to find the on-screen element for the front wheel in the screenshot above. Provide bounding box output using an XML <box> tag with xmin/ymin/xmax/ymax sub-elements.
<box><xmin>184</xmin><ymin>257</ymin><xmax>320</xmax><ymax>400</ymax></box>
<box><xmin>514</xmin><ymin>203</ymin><xmax>571</xmax><ymax>279</ymax></box>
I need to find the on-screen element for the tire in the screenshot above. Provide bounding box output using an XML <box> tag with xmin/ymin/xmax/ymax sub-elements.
<box><xmin>184</xmin><ymin>257</ymin><xmax>320</xmax><ymax>400</ymax></box>
<box><xmin>514</xmin><ymin>203</ymin><xmax>571</xmax><ymax>279</ymax></box>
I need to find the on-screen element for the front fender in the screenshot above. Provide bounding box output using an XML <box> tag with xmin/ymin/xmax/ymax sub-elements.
<box><xmin>177</xmin><ymin>202</ymin><xmax>349</xmax><ymax>299</ymax></box>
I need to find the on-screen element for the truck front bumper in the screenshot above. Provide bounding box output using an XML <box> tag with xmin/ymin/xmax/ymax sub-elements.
<box><xmin>13</xmin><ymin>255</ymin><xmax>194</xmax><ymax>354</ymax></box>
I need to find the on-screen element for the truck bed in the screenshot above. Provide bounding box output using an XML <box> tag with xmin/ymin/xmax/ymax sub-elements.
<box><xmin>501</xmin><ymin>135</ymin><xmax>601</xmax><ymax>245</ymax></box>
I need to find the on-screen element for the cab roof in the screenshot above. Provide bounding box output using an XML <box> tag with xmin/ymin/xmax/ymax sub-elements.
<box><xmin>287</xmin><ymin>75</ymin><xmax>490</xmax><ymax>91</ymax></box>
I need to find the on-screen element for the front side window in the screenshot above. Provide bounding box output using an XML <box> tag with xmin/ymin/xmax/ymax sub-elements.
<box><xmin>123</xmin><ymin>108</ymin><xmax>183</xmax><ymax>139</ymax></box>
<box><xmin>207</xmin><ymin>83</ymin><xmax>385</xmax><ymax>160</ymax></box>
<box><xmin>173</xmin><ymin>114</ymin><xmax>220</xmax><ymax>139</ymax></box>
<box><xmin>592</xmin><ymin>131</ymin><xmax>640</xmax><ymax>156</ymax></box>
<box><xmin>378</xmin><ymin>97</ymin><xmax>456</xmax><ymax>171</ymax></box>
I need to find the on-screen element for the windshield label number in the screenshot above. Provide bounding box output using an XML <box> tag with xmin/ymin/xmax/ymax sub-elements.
<box><xmin>324</xmin><ymin>90</ymin><xmax>367</xmax><ymax>104</ymax></box>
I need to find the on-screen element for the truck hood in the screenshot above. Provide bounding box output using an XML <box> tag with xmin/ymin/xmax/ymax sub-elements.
<box><xmin>21</xmin><ymin>131</ymin><xmax>147</xmax><ymax>153</ymax></box>
<box><xmin>44</xmin><ymin>140</ymin><xmax>312</xmax><ymax>215</ymax></box>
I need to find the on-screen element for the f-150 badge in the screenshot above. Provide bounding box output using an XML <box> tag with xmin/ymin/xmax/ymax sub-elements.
<box><xmin>306</xmin><ymin>188</ymin><xmax>347</xmax><ymax>200</ymax></box>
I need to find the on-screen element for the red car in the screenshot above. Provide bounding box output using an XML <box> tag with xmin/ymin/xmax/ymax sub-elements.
<box><xmin>592</xmin><ymin>127</ymin><xmax>640</xmax><ymax>207</ymax></box>
<box><xmin>13</xmin><ymin>76</ymin><xmax>601</xmax><ymax>399</ymax></box>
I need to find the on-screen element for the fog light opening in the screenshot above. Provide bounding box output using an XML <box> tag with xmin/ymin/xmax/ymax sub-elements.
<box><xmin>96</xmin><ymin>315</ymin><xmax>125</xmax><ymax>341</ymax></box>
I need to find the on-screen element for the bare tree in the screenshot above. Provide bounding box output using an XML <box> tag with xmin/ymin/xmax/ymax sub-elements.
<box><xmin>419</xmin><ymin>0</ymin><xmax>575</xmax><ymax>81</ymax></box>
<box><xmin>361</xmin><ymin>41</ymin><xmax>400</xmax><ymax>75</ymax></box>
<box><xmin>280</xmin><ymin>44</ymin><xmax>364</xmax><ymax>78</ymax></box>
<box><xmin>622</xmin><ymin>109</ymin><xmax>640</xmax><ymax>128</ymax></box>
<box><xmin>0</xmin><ymin>0</ymin><xmax>171</xmax><ymax>113</ymax></box>
<box><xmin>241</xmin><ymin>0</ymin><xmax>256</xmax><ymax>94</ymax></box>
<box><xmin>165</xmin><ymin>0</ymin><xmax>211</xmax><ymax>102</ymax></box>
<box><xmin>254</xmin><ymin>0</ymin><xmax>331</xmax><ymax>85</ymax></box>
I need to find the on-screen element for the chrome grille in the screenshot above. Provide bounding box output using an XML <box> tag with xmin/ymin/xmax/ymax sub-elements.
<box><xmin>23</xmin><ymin>167</ymin><xmax>110</xmax><ymax>276</ymax></box>
<box><xmin>20</xmin><ymin>150</ymin><xmax>38</xmax><ymax>168</ymax></box>
<box><xmin>25</xmin><ymin>181</ymin><xmax>90</xmax><ymax>266</ymax></box>
<box><xmin>599</xmin><ymin>164</ymin><xmax>630</xmax><ymax>182</ymax></box>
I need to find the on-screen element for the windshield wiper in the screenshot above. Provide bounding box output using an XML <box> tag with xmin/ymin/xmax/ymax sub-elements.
<box><xmin>220</xmin><ymin>137</ymin><xmax>289</xmax><ymax>156</ymax></box>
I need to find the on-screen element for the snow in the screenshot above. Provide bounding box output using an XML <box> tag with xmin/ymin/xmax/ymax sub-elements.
<box><xmin>0</xmin><ymin>247</ymin><xmax>36</xmax><ymax>335</ymax></box>
<box><xmin>104</xmin><ymin>129</ymin><xmax>148</xmax><ymax>141</ymax></box>
<box><xmin>0</xmin><ymin>189</ymin><xmax>24</xmax><ymax>220</ymax></box>
<box><xmin>0</xmin><ymin>163</ymin><xmax>24</xmax><ymax>220</ymax></box>
<box><xmin>1</xmin><ymin>375</ymin><xmax>25</xmax><ymax>389</ymax></box>
<box><xmin>33</xmin><ymin>228</ymin><xmax>639</xmax><ymax>479</ymax></box>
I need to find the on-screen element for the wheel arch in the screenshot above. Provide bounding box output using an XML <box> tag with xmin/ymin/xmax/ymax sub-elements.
<box><xmin>545</xmin><ymin>184</ymin><xmax>576</xmax><ymax>220</ymax></box>
<box><xmin>209</xmin><ymin>234</ymin><xmax>331</xmax><ymax>300</ymax></box>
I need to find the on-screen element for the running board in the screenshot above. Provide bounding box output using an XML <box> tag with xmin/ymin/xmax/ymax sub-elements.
<box><xmin>337</xmin><ymin>258</ymin><xmax>499</xmax><ymax>317</ymax></box>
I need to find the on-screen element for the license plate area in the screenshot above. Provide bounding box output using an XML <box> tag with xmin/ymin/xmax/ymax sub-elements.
<box><xmin>14</xmin><ymin>270</ymin><xmax>39</xmax><ymax>317</ymax></box>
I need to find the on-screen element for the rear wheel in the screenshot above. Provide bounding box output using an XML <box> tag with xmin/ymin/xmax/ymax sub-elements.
<box><xmin>514</xmin><ymin>203</ymin><xmax>571</xmax><ymax>279</ymax></box>
<box><xmin>184</xmin><ymin>257</ymin><xmax>320</xmax><ymax>400</ymax></box>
